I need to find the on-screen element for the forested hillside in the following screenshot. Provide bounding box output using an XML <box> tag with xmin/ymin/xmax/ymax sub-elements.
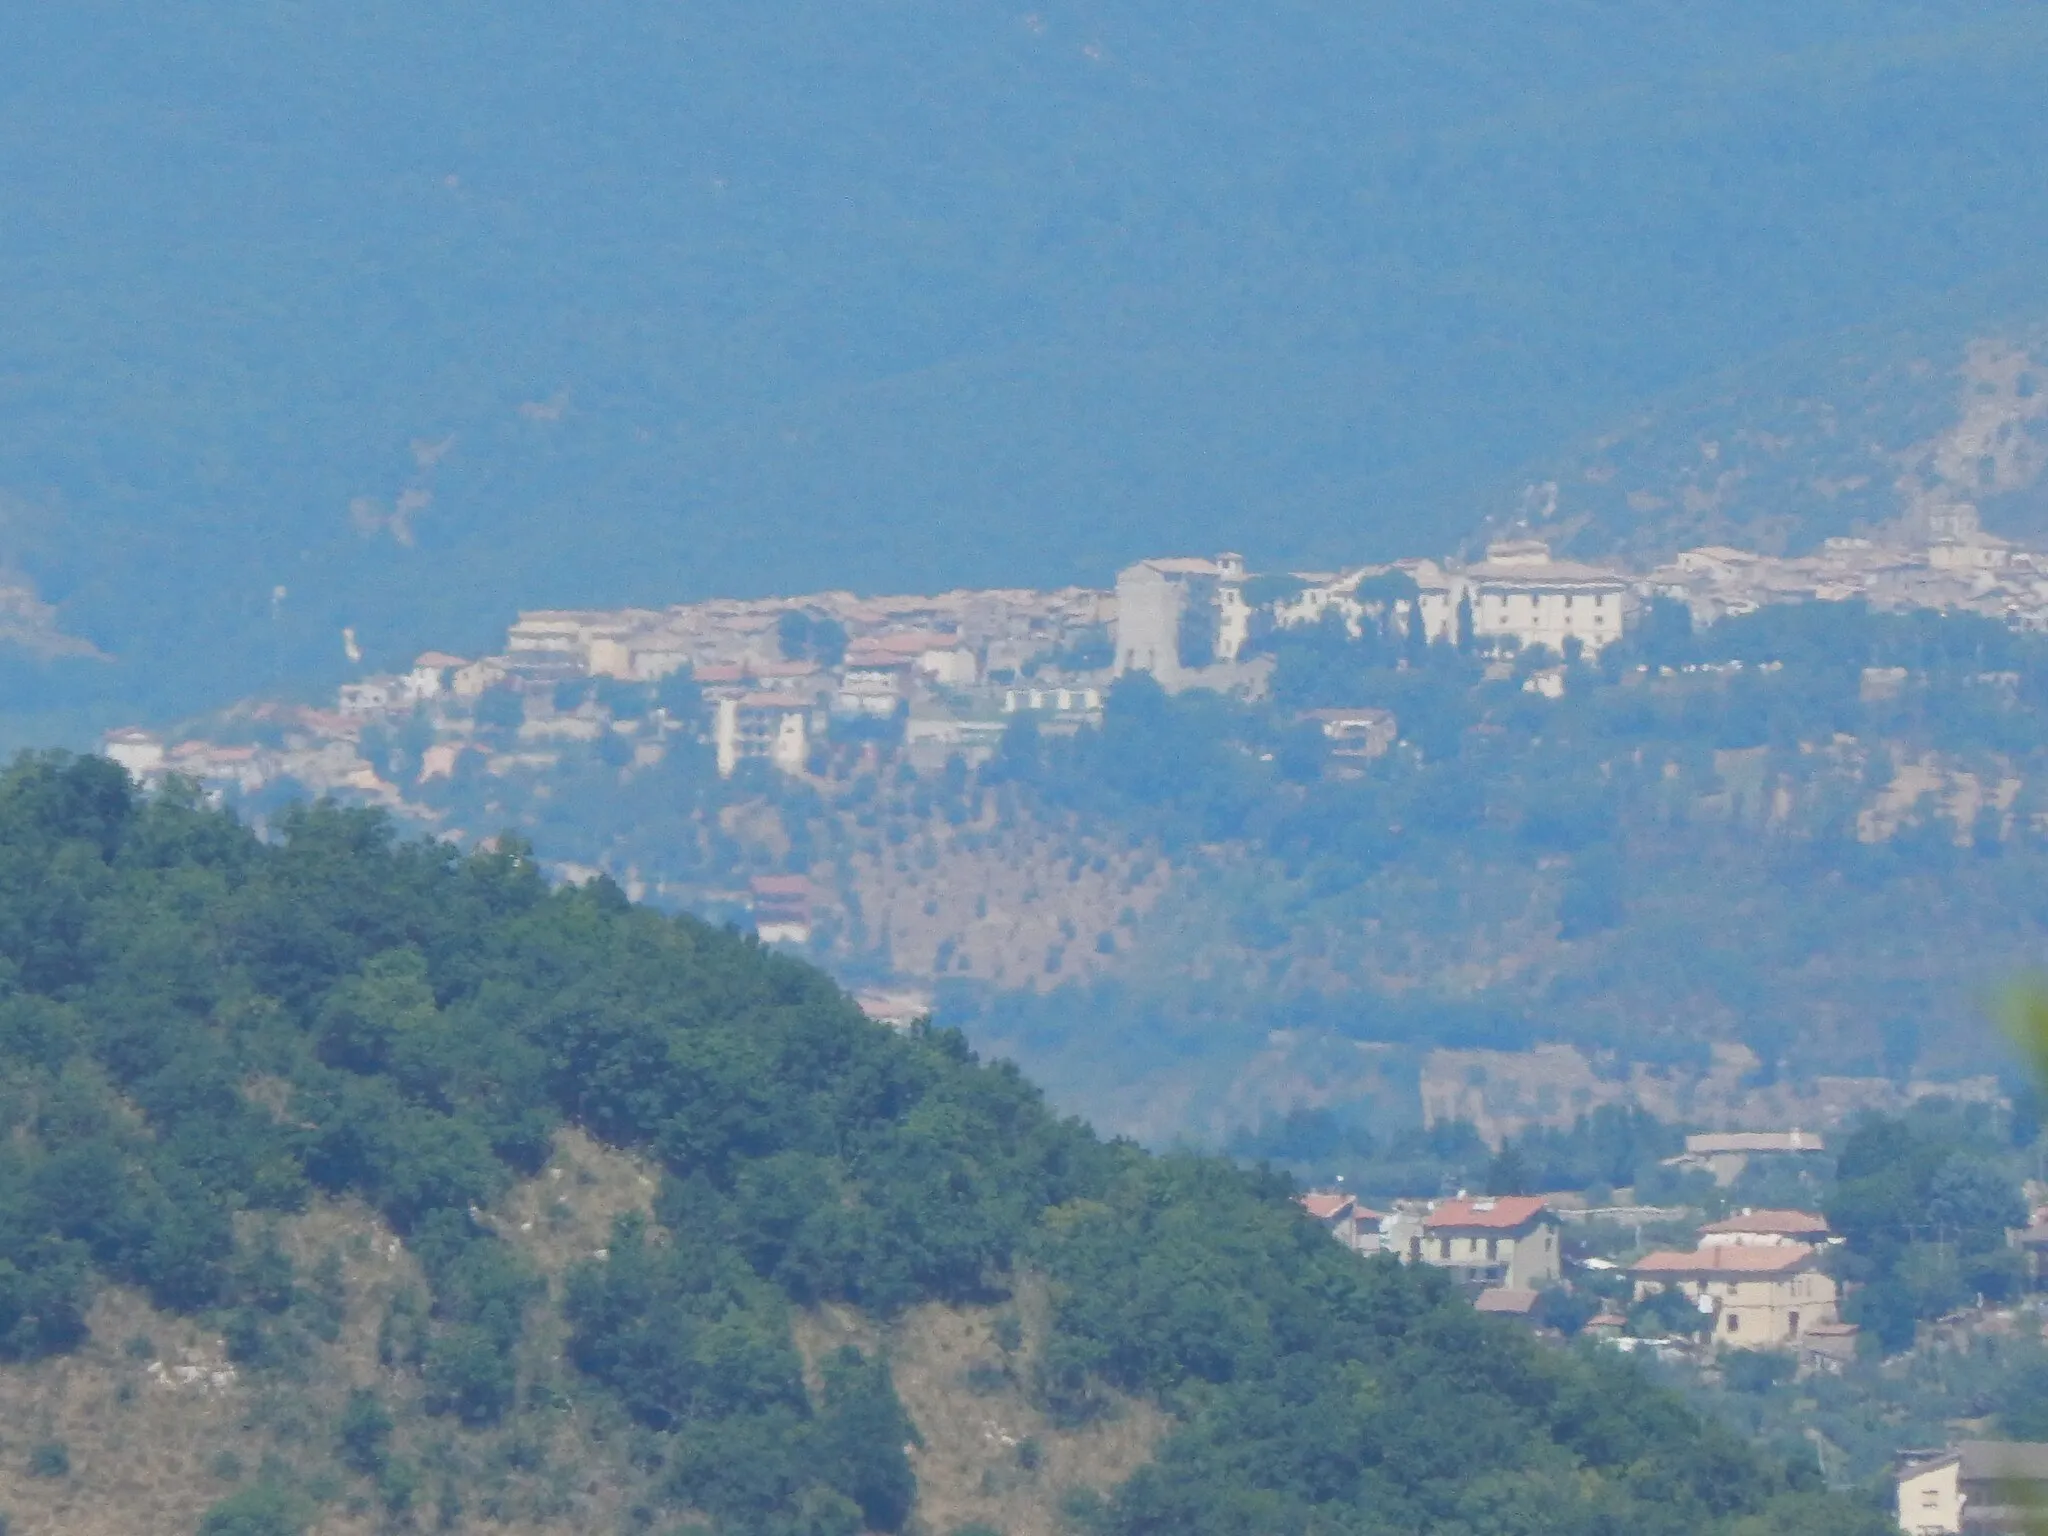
<box><xmin>1511</xmin><ymin>300</ymin><xmax>2048</xmax><ymax>563</ymax></box>
<box><xmin>951</xmin><ymin>601</ymin><xmax>2048</xmax><ymax>1136</ymax></box>
<box><xmin>0</xmin><ymin>752</ymin><xmax>1883</xmax><ymax>1534</ymax></box>
<box><xmin>9</xmin><ymin>2</ymin><xmax>2048</xmax><ymax>726</ymax></box>
<box><xmin>381</xmin><ymin>594</ymin><xmax>2048</xmax><ymax>1143</ymax></box>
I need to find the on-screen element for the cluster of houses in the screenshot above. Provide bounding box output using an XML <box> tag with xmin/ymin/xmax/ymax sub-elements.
<box><xmin>1651</xmin><ymin>507</ymin><xmax>2048</xmax><ymax>632</ymax></box>
<box><xmin>102</xmin><ymin>516</ymin><xmax>2048</xmax><ymax>817</ymax></box>
<box><xmin>1297</xmin><ymin>1188</ymin><xmax>1853</xmax><ymax>1363</ymax></box>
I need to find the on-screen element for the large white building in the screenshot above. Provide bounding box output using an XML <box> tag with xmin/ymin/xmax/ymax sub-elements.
<box><xmin>1463</xmin><ymin>541</ymin><xmax>1633</xmax><ymax>658</ymax></box>
<box><xmin>1244</xmin><ymin>544</ymin><xmax>1633</xmax><ymax>661</ymax></box>
<box><xmin>714</xmin><ymin>694</ymin><xmax>809</xmax><ymax>777</ymax></box>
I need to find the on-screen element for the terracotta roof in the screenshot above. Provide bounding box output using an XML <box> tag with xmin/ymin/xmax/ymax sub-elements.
<box><xmin>1699</xmin><ymin>1210</ymin><xmax>1830</xmax><ymax>1238</ymax></box>
<box><xmin>1631</xmin><ymin>1245</ymin><xmax>1816</xmax><ymax>1276</ymax></box>
<box><xmin>413</xmin><ymin>651</ymin><xmax>469</xmax><ymax>669</ymax></box>
<box><xmin>1424</xmin><ymin>1196</ymin><xmax>1553</xmax><ymax>1231</ymax></box>
<box><xmin>749</xmin><ymin>875</ymin><xmax>812</xmax><ymax>898</ymax></box>
<box><xmin>694</xmin><ymin>664</ymin><xmax>746</xmax><ymax>683</ymax></box>
<box><xmin>1585</xmin><ymin>1311</ymin><xmax>1628</xmax><ymax>1329</ymax></box>
<box><xmin>1299</xmin><ymin>1193</ymin><xmax>1353</xmax><ymax>1221</ymax></box>
<box><xmin>1474</xmin><ymin>1287</ymin><xmax>1541</xmax><ymax>1315</ymax></box>
<box><xmin>735</xmin><ymin>692</ymin><xmax>808</xmax><ymax>710</ymax></box>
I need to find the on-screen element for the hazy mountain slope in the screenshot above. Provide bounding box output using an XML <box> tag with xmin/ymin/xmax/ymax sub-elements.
<box><xmin>1499</xmin><ymin>295</ymin><xmax>2048</xmax><ymax>561</ymax></box>
<box><xmin>6</xmin><ymin>3</ymin><xmax>2048</xmax><ymax>718</ymax></box>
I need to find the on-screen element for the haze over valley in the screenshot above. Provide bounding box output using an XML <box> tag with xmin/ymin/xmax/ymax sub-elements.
<box><xmin>14</xmin><ymin>6</ymin><xmax>2048</xmax><ymax>1534</ymax></box>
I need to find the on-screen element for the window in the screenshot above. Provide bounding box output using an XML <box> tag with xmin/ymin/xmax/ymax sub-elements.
<box><xmin>1725</xmin><ymin>1313</ymin><xmax>1740</xmax><ymax>1334</ymax></box>
<box><xmin>1788</xmin><ymin>1312</ymin><xmax>1800</xmax><ymax>1336</ymax></box>
<box><xmin>1923</xmin><ymin>1489</ymin><xmax>1941</xmax><ymax>1510</ymax></box>
<box><xmin>1487</xmin><ymin>1238</ymin><xmax>1499</xmax><ymax>1261</ymax></box>
<box><xmin>1439</xmin><ymin>1238</ymin><xmax>1452</xmax><ymax>1260</ymax></box>
<box><xmin>1409</xmin><ymin>1237</ymin><xmax>1422</xmax><ymax>1260</ymax></box>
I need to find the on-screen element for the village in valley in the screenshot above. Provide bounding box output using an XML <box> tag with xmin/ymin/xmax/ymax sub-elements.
<box><xmin>1301</xmin><ymin>1129</ymin><xmax>2048</xmax><ymax>1536</ymax></box>
<box><xmin>104</xmin><ymin>503</ymin><xmax>2048</xmax><ymax>826</ymax></box>
<box><xmin>92</xmin><ymin>512</ymin><xmax>2048</xmax><ymax>1531</ymax></box>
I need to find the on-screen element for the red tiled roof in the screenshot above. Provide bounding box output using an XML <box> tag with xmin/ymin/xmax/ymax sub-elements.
<box><xmin>750</xmin><ymin>875</ymin><xmax>812</xmax><ymax>898</ymax></box>
<box><xmin>1424</xmin><ymin>1196</ymin><xmax>1553</xmax><ymax>1231</ymax></box>
<box><xmin>1299</xmin><ymin>1193</ymin><xmax>1353</xmax><ymax>1221</ymax></box>
<box><xmin>1631</xmin><ymin>1245</ymin><xmax>1815</xmax><ymax>1276</ymax></box>
<box><xmin>1699</xmin><ymin>1209</ymin><xmax>1830</xmax><ymax>1238</ymax></box>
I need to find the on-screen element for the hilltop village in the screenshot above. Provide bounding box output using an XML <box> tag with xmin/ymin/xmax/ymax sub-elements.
<box><xmin>103</xmin><ymin>509</ymin><xmax>2048</xmax><ymax>808</ymax></box>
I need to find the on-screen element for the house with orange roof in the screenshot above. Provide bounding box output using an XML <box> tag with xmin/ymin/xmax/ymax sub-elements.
<box><xmin>1297</xmin><ymin>1192</ymin><xmax>1389</xmax><ymax>1257</ymax></box>
<box><xmin>1630</xmin><ymin>1243</ymin><xmax>1839</xmax><ymax>1350</ymax></box>
<box><xmin>1416</xmin><ymin>1196</ymin><xmax>1561</xmax><ymax>1289</ymax></box>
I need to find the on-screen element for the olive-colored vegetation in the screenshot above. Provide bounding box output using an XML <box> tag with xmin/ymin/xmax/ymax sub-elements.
<box><xmin>0</xmin><ymin>753</ymin><xmax>1886</xmax><ymax>1534</ymax></box>
<box><xmin>957</xmin><ymin>598</ymin><xmax>2048</xmax><ymax>1117</ymax></box>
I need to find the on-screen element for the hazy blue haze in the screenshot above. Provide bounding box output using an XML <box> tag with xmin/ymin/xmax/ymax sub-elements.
<box><xmin>4</xmin><ymin>2</ymin><xmax>2048</xmax><ymax>714</ymax></box>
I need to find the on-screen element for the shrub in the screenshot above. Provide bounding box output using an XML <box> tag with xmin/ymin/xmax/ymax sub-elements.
<box><xmin>337</xmin><ymin>1388</ymin><xmax>393</xmax><ymax>1475</ymax></box>
<box><xmin>26</xmin><ymin>1441</ymin><xmax>68</xmax><ymax>1479</ymax></box>
<box><xmin>197</xmin><ymin>1484</ymin><xmax>309</xmax><ymax>1536</ymax></box>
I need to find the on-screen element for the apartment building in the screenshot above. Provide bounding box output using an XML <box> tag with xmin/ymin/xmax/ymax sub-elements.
<box><xmin>1629</xmin><ymin>1243</ymin><xmax>1839</xmax><ymax>1350</ymax></box>
<box><xmin>1414</xmin><ymin>1197</ymin><xmax>1562</xmax><ymax>1289</ymax></box>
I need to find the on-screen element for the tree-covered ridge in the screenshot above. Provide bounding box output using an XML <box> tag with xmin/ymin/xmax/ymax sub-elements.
<box><xmin>0</xmin><ymin>753</ymin><xmax>1877</xmax><ymax>1534</ymax></box>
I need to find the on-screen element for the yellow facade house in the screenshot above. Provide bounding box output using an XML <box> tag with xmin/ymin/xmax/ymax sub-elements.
<box><xmin>1629</xmin><ymin>1243</ymin><xmax>1839</xmax><ymax>1349</ymax></box>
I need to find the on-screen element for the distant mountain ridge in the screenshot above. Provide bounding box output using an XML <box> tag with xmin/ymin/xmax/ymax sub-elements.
<box><xmin>7</xmin><ymin>2</ymin><xmax>2048</xmax><ymax>727</ymax></box>
<box><xmin>1495</xmin><ymin>297</ymin><xmax>2048</xmax><ymax>566</ymax></box>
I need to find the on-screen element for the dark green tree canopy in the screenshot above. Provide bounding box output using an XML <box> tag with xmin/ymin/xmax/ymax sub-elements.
<box><xmin>0</xmin><ymin>753</ymin><xmax>1886</xmax><ymax>1536</ymax></box>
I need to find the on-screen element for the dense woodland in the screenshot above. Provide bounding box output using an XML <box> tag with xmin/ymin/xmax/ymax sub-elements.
<box><xmin>0</xmin><ymin>752</ymin><xmax>1890</xmax><ymax>1534</ymax></box>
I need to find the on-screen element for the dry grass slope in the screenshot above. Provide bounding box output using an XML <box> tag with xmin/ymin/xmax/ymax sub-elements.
<box><xmin>795</xmin><ymin>1277</ymin><xmax>1167</xmax><ymax>1536</ymax></box>
<box><xmin>0</xmin><ymin>1129</ymin><xmax>1160</xmax><ymax>1536</ymax></box>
